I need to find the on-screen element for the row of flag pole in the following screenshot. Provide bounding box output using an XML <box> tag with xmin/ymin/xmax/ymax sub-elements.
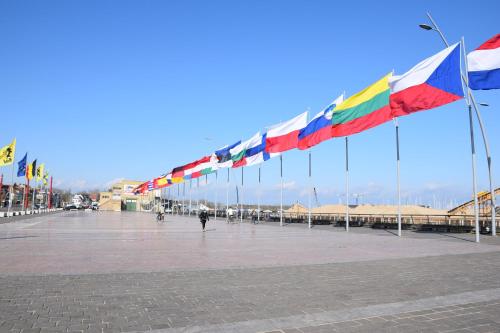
<box><xmin>135</xmin><ymin>32</ymin><xmax>499</xmax><ymax>241</ymax></box>
<box><xmin>0</xmin><ymin>138</ymin><xmax>53</xmax><ymax>214</ymax></box>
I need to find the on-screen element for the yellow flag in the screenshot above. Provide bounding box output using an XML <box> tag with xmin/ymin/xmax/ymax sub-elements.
<box><xmin>0</xmin><ymin>139</ymin><xmax>16</xmax><ymax>166</ymax></box>
<box><xmin>26</xmin><ymin>164</ymin><xmax>32</xmax><ymax>180</ymax></box>
<box><xmin>36</xmin><ymin>163</ymin><xmax>45</xmax><ymax>181</ymax></box>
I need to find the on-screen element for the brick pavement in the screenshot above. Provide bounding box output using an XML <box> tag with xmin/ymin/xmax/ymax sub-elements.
<box><xmin>0</xmin><ymin>212</ymin><xmax>499</xmax><ymax>332</ymax></box>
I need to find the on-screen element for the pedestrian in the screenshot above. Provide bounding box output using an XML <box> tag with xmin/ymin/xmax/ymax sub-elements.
<box><xmin>199</xmin><ymin>209</ymin><xmax>209</xmax><ymax>231</ymax></box>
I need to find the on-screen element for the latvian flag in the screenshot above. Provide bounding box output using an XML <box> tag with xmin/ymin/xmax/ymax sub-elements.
<box><xmin>467</xmin><ymin>34</ymin><xmax>500</xmax><ymax>90</ymax></box>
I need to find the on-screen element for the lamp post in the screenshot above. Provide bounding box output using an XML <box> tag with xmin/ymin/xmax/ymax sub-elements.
<box><xmin>419</xmin><ymin>12</ymin><xmax>496</xmax><ymax>238</ymax></box>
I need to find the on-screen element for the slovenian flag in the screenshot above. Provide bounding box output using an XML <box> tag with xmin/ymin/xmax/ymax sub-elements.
<box><xmin>389</xmin><ymin>43</ymin><xmax>463</xmax><ymax>117</ymax></box>
<box><xmin>265</xmin><ymin>112</ymin><xmax>308</xmax><ymax>153</ymax></box>
<box><xmin>298</xmin><ymin>95</ymin><xmax>344</xmax><ymax>150</ymax></box>
<box><xmin>467</xmin><ymin>34</ymin><xmax>500</xmax><ymax>90</ymax></box>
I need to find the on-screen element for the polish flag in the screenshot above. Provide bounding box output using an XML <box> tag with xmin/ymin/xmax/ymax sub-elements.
<box><xmin>389</xmin><ymin>43</ymin><xmax>463</xmax><ymax>117</ymax></box>
<box><xmin>265</xmin><ymin>112</ymin><xmax>308</xmax><ymax>153</ymax></box>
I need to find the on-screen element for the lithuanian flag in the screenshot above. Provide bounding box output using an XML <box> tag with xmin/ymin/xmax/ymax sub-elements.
<box><xmin>332</xmin><ymin>73</ymin><xmax>392</xmax><ymax>137</ymax></box>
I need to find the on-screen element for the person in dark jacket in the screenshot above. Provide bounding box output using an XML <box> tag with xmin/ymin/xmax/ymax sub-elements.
<box><xmin>199</xmin><ymin>209</ymin><xmax>209</xmax><ymax>231</ymax></box>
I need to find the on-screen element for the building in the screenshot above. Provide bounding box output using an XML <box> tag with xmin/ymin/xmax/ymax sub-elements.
<box><xmin>99</xmin><ymin>179</ymin><xmax>155</xmax><ymax>212</ymax></box>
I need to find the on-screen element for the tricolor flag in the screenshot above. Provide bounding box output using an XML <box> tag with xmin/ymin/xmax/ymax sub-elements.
<box><xmin>147</xmin><ymin>180</ymin><xmax>153</xmax><ymax>192</ymax></box>
<box><xmin>215</xmin><ymin>141</ymin><xmax>241</xmax><ymax>169</ymax></box>
<box><xmin>298</xmin><ymin>95</ymin><xmax>344</xmax><ymax>150</ymax></box>
<box><xmin>27</xmin><ymin>159</ymin><xmax>37</xmax><ymax>180</ymax></box>
<box><xmin>467</xmin><ymin>34</ymin><xmax>500</xmax><ymax>90</ymax></box>
<box><xmin>191</xmin><ymin>155</ymin><xmax>218</xmax><ymax>178</ymax></box>
<box><xmin>230</xmin><ymin>132</ymin><xmax>262</xmax><ymax>168</ymax></box>
<box><xmin>389</xmin><ymin>43</ymin><xmax>463</xmax><ymax>117</ymax></box>
<box><xmin>265</xmin><ymin>112</ymin><xmax>308</xmax><ymax>153</ymax></box>
<box><xmin>332</xmin><ymin>74</ymin><xmax>392</xmax><ymax>137</ymax></box>
<box><xmin>153</xmin><ymin>175</ymin><xmax>170</xmax><ymax>189</ymax></box>
<box><xmin>17</xmin><ymin>153</ymin><xmax>27</xmax><ymax>177</ymax></box>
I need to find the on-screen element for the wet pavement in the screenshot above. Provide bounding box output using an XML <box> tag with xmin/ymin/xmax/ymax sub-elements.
<box><xmin>0</xmin><ymin>211</ymin><xmax>499</xmax><ymax>332</ymax></box>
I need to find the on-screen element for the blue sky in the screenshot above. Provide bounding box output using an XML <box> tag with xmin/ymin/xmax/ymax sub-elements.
<box><xmin>1</xmin><ymin>0</ymin><xmax>499</xmax><ymax>208</ymax></box>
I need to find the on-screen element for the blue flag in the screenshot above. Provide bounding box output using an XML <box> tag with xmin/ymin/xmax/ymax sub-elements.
<box><xmin>17</xmin><ymin>153</ymin><xmax>27</xmax><ymax>177</ymax></box>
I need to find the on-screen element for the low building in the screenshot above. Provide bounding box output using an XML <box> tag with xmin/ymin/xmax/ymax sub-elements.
<box><xmin>99</xmin><ymin>179</ymin><xmax>155</xmax><ymax>212</ymax></box>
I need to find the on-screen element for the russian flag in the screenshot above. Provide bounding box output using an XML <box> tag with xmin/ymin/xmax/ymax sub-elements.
<box><xmin>265</xmin><ymin>112</ymin><xmax>307</xmax><ymax>153</ymax></box>
<box><xmin>468</xmin><ymin>34</ymin><xmax>500</xmax><ymax>90</ymax></box>
<box><xmin>298</xmin><ymin>95</ymin><xmax>344</xmax><ymax>150</ymax></box>
<box><xmin>389</xmin><ymin>43</ymin><xmax>463</xmax><ymax>117</ymax></box>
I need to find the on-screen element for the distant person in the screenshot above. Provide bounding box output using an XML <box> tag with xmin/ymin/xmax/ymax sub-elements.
<box><xmin>251</xmin><ymin>210</ymin><xmax>257</xmax><ymax>224</ymax></box>
<box><xmin>227</xmin><ymin>207</ymin><xmax>234</xmax><ymax>223</ymax></box>
<box><xmin>199</xmin><ymin>209</ymin><xmax>209</xmax><ymax>231</ymax></box>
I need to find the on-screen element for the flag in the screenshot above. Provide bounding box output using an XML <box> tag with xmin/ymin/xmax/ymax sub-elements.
<box><xmin>298</xmin><ymin>95</ymin><xmax>344</xmax><ymax>150</ymax></box>
<box><xmin>147</xmin><ymin>180</ymin><xmax>153</xmax><ymax>192</ymax></box>
<box><xmin>27</xmin><ymin>159</ymin><xmax>37</xmax><ymax>180</ymax></box>
<box><xmin>390</xmin><ymin>43</ymin><xmax>463</xmax><ymax>117</ymax></box>
<box><xmin>183</xmin><ymin>156</ymin><xmax>212</xmax><ymax>180</ymax></box>
<box><xmin>36</xmin><ymin>163</ymin><xmax>45</xmax><ymax>181</ymax></box>
<box><xmin>230</xmin><ymin>132</ymin><xmax>262</xmax><ymax>168</ymax></box>
<box><xmin>17</xmin><ymin>153</ymin><xmax>27</xmax><ymax>177</ymax></box>
<box><xmin>191</xmin><ymin>155</ymin><xmax>218</xmax><ymax>178</ymax></box>
<box><xmin>43</xmin><ymin>171</ymin><xmax>49</xmax><ymax>186</ymax></box>
<box><xmin>215</xmin><ymin>141</ymin><xmax>241</xmax><ymax>169</ymax></box>
<box><xmin>332</xmin><ymin>74</ymin><xmax>392</xmax><ymax>137</ymax></box>
<box><xmin>265</xmin><ymin>112</ymin><xmax>308</xmax><ymax>153</ymax></box>
<box><xmin>467</xmin><ymin>34</ymin><xmax>500</xmax><ymax>90</ymax></box>
<box><xmin>0</xmin><ymin>139</ymin><xmax>16</xmax><ymax>166</ymax></box>
<box><xmin>153</xmin><ymin>175</ymin><xmax>170</xmax><ymax>189</ymax></box>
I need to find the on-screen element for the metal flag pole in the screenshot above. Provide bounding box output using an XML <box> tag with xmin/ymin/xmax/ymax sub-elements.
<box><xmin>394</xmin><ymin>118</ymin><xmax>402</xmax><ymax>237</ymax></box>
<box><xmin>462</xmin><ymin>37</ymin><xmax>480</xmax><ymax>242</ymax></box>
<box><xmin>423</xmin><ymin>13</ymin><xmax>493</xmax><ymax>239</ymax></box>
<box><xmin>345</xmin><ymin>137</ymin><xmax>350</xmax><ymax>232</ymax></box>
<box><xmin>197</xmin><ymin>177</ymin><xmax>200</xmax><ymax>214</ymax></box>
<box><xmin>308</xmin><ymin>150</ymin><xmax>312</xmax><ymax>229</ymax></box>
<box><xmin>241</xmin><ymin>167</ymin><xmax>244</xmax><ymax>223</ymax></box>
<box><xmin>182</xmin><ymin>182</ymin><xmax>185</xmax><ymax>216</ymax></box>
<box><xmin>215</xmin><ymin>170</ymin><xmax>218</xmax><ymax>220</ymax></box>
<box><xmin>7</xmin><ymin>159</ymin><xmax>15</xmax><ymax>216</ymax></box>
<box><xmin>32</xmin><ymin>179</ymin><xmax>37</xmax><ymax>211</ymax></box>
<box><xmin>189</xmin><ymin>179</ymin><xmax>192</xmax><ymax>216</ymax></box>
<box><xmin>280</xmin><ymin>155</ymin><xmax>283</xmax><ymax>227</ymax></box>
<box><xmin>226</xmin><ymin>168</ymin><xmax>229</xmax><ymax>222</ymax></box>
<box><xmin>177</xmin><ymin>183</ymin><xmax>180</xmax><ymax>215</ymax></box>
<box><xmin>205</xmin><ymin>174</ymin><xmax>208</xmax><ymax>206</ymax></box>
<box><xmin>258</xmin><ymin>165</ymin><xmax>261</xmax><ymax>223</ymax></box>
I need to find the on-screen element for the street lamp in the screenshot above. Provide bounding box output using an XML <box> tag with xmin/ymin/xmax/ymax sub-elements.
<box><xmin>419</xmin><ymin>12</ymin><xmax>497</xmax><ymax>238</ymax></box>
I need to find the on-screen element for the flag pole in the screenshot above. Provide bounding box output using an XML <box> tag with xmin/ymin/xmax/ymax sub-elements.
<box><xmin>241</xmin><ymin>167</ymin><xmax>244</xmax><ymax>223</ymax></box>
<box><xmin>394</xmin><ymin>118</ymin><xmax>402</xmax><ymax>237</ymax></box>
<box><xmin>425</xmin><ymin>14</ymin><xmax>488</xmax><ymax>240</ymax></box>
<box><xmin>308</xmin><ymin>150</ymin><xmax>312</xmax><ymax>229</ymax></box>
<box><xmin>226</xmin><ymin>168</ymin><xmax>229</xmax><ymax>222</ymax></box>
<box><xmin>462</xmin><ymin>36</ymin><xmax>480</xmax><ymax>242</ymax></box>
<box><xmin>189</xmin><ymin>179</ymin><xmax>192</xmax><ymax>216</ymax></box>
<box><xmin>182</xmin><ymin>182</ymin><xmax>185</xmax><ymax>216</ymax></box>
<box><xmin>215</xmin><ymin>170</ymin><xmax>218</xmax><ymax>220</ymax></box>
<box><xmin>345</xmin><ymin>137</ymin><xmax>349</xmax><ymax>232</ymax></box>
<box><xmin>197</xmin><ymin>177</ymin><xmax>200</xmax><ymax>214</ymax></box>
<box><xmin>280</xmin><ymin>155</ymin><xmax>283</xmax><ymax>227</ymax></box>
<box><xmin>49</xmin><ymin>176</ymin><xmax>52</xmax><ymax>209</ymax></box>
<box><xmin>258</xmin><ymin>165</ymin><xmax>261</xmax><ymax>223</ymax></box>
<box><xmin>7</xmin><ymin>159</ymin><xmax>15</xmax><ymax>216</ymax></box>
<box><xmin>205</xmin><ymin>174</ymin><xmax>208</xmax><ymax>206</ymax></box>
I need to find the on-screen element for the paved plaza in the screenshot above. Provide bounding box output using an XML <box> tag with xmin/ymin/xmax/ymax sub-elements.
<box><xmin>1</xmin><ymin>211</ymin><xmax>500</xmax><ymax>333</ymax></box>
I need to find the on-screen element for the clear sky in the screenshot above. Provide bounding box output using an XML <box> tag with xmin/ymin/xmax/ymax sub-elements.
<box><xmin>1</xmin><ymin>0</ymin><xmax>499</xmax><ymax>208</ymax></box>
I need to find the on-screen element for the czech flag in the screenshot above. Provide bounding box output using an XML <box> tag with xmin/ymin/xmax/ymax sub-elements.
<box><xmin>389</xmin><ymin>43</ymin><xmax>463</xmax><ymax>117</ymax></box>
<box><xmin>468</xmin><ymin>34</ymin><xmax>500</xmax><ymax>90</ymax></box>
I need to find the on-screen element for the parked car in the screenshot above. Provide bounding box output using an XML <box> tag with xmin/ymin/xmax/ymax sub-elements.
<box><xmin>64</xmin><ymin>204</ymin><xmax>78</xmax><ymax>211</ymax></box>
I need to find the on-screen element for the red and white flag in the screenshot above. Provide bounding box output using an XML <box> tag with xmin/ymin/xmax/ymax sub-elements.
<box><xmin>265</xmin><ymin>112</ymin><xmax>308</xmax><ymax>153</ymax></box>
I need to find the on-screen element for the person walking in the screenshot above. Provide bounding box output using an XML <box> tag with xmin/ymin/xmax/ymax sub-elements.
<box><xmin>199</xmin><ymin>209</ymin><xmax>209</xmax><ymax>231</ymax></box>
